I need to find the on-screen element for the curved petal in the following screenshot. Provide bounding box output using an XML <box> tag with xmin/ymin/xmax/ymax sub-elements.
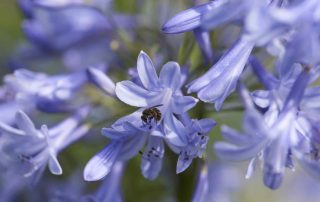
<box><xmin>245</xmin><ymin>157</ymin><xmax>257</xmax><ymax>179</ymax></box>
<box><xmin>176</xmin><ymin>154</ymin><xmax>193</xmax><ymax>174</ymax></box>
<box><xmin>214</xmin><ymin>138</ymin><xmax>268</xmax><ymax>161</ymax></box>
<box><xmin>187</xmin><ymin>39</ymin><xmax>253</xmax><ymax>95</ymax></box>
<box><xmin>115</xmin><ymin>81</ymin><xmax>161</xmax><ymax>107</ymax></box>
<box><xmin>118</xmin><ymin>135</ymin><xmax>147</xmax><ymax>161</ymax></box>
<box><xmin>86</xmin><ymin>67</ymin><xmax>116</xmax><ymax>96</ymax></box>
<box><xmin>141</xmin><ymin>136</ymin><xmax>164</xmax><ymax>180</ymax></box>
<box><xmin>171</xmin><ymin>95</ymin><xmax>198</xmax><ymax>114</ymax></box>
<box><xmin>202</xmin><ymin>0</ymin><xmax>249</xmax><ymax>30</ymax></box>
<box><xmin>221</xmin><ymin>125</ymin><xmax>251</xmax><ymax>146</ymax></box>
<box><xmin>163</xmin><ymin>113</ymin><xmax>188</xmax><ymax>146</ymax></box>
<box><xmin>15</xmin><ymin>111</ymin><xmax>40</xmax><ymax>137</ymax></box>
<box><xmin>196</xmin><ymin>118</ymin><xmax>216</xmax><ymax>133</ymax></box>
<box><xmin>159</xmin><ymin>62</ymin><xmax>181</xmax><ymax>91</ymax></box>
<box><xmin>0</xmin><ymin>122</ymin><xmax>26</xmax><ymax>136</ymax></box>
<box><xmin>263</xmin><ymin>164</ymin><xmax>283</xmax><ymax>190</ymax></box>
<box><xmin>251</xmin><ymin>90</ymin><xmax>271</xmax><ymax>108</ymax></box>
<box><xmin>101</xmin><ymin>128</ymin><xmax>132</xmax><ymax>140</ymax></box>
<box><xmin>112</xmin><ymin>109</ymin><xmax>143</xmax><ymax>129</ymax></box>
<box><xmin>193</xmin><ymin>28</ymin><xmax>213</xmax><ymax>63</ymax></box>
<box><xmin>48</xmin><ymin>151</ymin><xmax>62</xmax><ymax>175</ymax></box>
<box><xmin>84</xmin><ymin>141</ymin><xmax>122</xmax><ymax>181</ymax></box>
<box><xmin>162</xmin><ymin>1</ymin><xmax>223</xmax><ymax>34</ymax></box>
<box><xmin>137</xmin><ymin>51</ymin><xmax>159</xmax><ymax>90</ymax></box>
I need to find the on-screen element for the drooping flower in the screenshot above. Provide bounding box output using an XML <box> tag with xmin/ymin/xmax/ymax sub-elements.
<box><xmin>214</xmin><ymin>65</ymin><xmax>320</xmax><ymax>189</ymax></box>
<box><xmin>187</xmin><ymin>38</ymin><xmax>254</xmax><ymax>111</ymax></box>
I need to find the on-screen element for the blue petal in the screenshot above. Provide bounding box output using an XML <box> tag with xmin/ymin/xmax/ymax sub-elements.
<box><xmin>162</xmin><ymin>1</ymin><xmax>222</xmax><ymax>34</ymax></box>
<box><xmin>86</xmin><ymin>67</ymin><xmax>116</xmax><ymax>96</ymax></box>
<box><xmin>23</xmin><ymin>6</ymin><xmax>110</xmax><ymax>51</ymax></box>
<box><xmin>249</xmin><ymin>57</ymin><xmax>278</xmax><ymax>90</ymax></box>
<box><xmin>196</xmin><ymin>118</ymin><xmax>216</xmax><ymax>133</ymax></box>
<box><xmin>221</xmin><ymin>125</ymin><xmax>251</xmax><ymax>146</ymax></box>
<box><xmin>115</xmin><ymin>81</ymin><xmax>162</xmax><ymax>107</ymax></box>
<box><xmin>263</xmin><ymin>164</ymin><xmax>283</xmax><ymax>190</ymax></box>
<box><xmin>197</xmin><ymin>41</ymin><xmax>253</xmax><ymax>110</ymax></box>
<box><xmin>188</xmin><ymin>39</ymin><xmax>253</xmax><ymax>110</ymax></box>
<box><xmin>251</xmin><ymin>90</ymin><xmax>271</xmax><ymax>108</ymax></box>
<box><xmin>193</xmin><ymin>28</ymin><xmax>213</xmax><ymax>63</ymax></box>
<box><xmin>159</xmin><ymin>62</ymin><xmax>181</xmax><ymax>91</ymax></box>
<box><xmin>214</xmin><ymin>138</ymin><xmax>268</xmax><ymax>161</ymax></box>
<box><xmin>112</xmin><ymin>109</ymin><xmax>143</xmax><ymax>128</ymax></box>
<box><xmin>15</xmin><ymin>111</ymin><xmax>40</xmax><ymax>137</ymax></box>
<box><xmin>118</xmin><ymin>135</ymin><xmax>147</xmax><ymax>161</ymax></box>
<box><xmin>137</xmin><ymin>51</ymin><xmax>159</xmax><ymax>90</ymax></box>
<box><xmin>101</xmin><ymin>128</ymin><xmax>132</xmax><ymax>140</ymax></box>
<box><xmin>48</xmin><ymin>151</ymin><xmax>63</xmax><ymax>175</ymax></box>
<box><xmin>245</xmin><ymin>158</ymin><xmax>257</xmax><ymax>179</ymax></box>
<box><xmin>171</xmin><ymin>95</ymin><xmax>198</xmax><ymax>114</ymax></box>
<box><xmin>141</xmin><ymin>136</ymin><xmax>164</xmax><ymax>180</ymax></box>
<box><xmin>202</xmin><ymin>0</ymin><xmax>249</xmax><ymax>30</ymax></box>
<box><xmin>176</xmin><ymin>154</ymin><xmax>193</xmax><ymax>174</ymax></box>
<box><xmin>191</xmin><ymin>165</ymin><xmax>209</xmax><ymax>202</ymax></box>
<box><xmin>283</xmin><ymin>69</ymin><xmax>310</xmax><ymax>110</ymax></box>
<box><xmin>84</xmin><ymin>141</ymin><xmax>122</xmax><ymax>181</ymax></box>
<box><xmin>163</xmin><ymin>113</ymin><xmax>188</xmax><ymax>147</ymax></box>
<box><xmin>0</xmin><ymin>122</ymin><xmax>25</xmax><ymax>136</ymax></box>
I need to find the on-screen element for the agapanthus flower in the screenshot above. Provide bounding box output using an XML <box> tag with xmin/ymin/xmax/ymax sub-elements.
<box><xmin>84</xmin><ymin>52</ymin><xmax>212</xmax><ymax>181</ymax></box>
<box><xmin>164</xmin><ymin>0</ymin><xmax>320</xmax><ymax>111</ymax></box>
<box><xmin>115</xmin><ymin>51</ymin><xmax>198</xmax><ymax>136</ymax></box>
<box><xmin>0</xmin><ymin>106</ymin><xmax>90</xmax><ymax>181</ymax></box>
<box><xmin>214</xmin><ymin>65</ymin><xmax>320</xmax><ymax>189</ymax></box>
<box><xmin>83</xmin><ymin>109</ymin><xmax>162</xmax><ymax>181</ymax></box>
<box><xmin>168</xmin><ymin>114</ymin><xmax>216</xmax><ymax>173</ymax></box>
<box><xmin>4</xmin><ymin>69</ymin><xmax>86</xmax><ymax>113</ymax></box>
<box><xmin>12</xmin><ymin>2</ymin><xmax>136</xmax><ymax>70</ymax></box>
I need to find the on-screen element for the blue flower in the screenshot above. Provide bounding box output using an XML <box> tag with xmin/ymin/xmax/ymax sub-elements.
<box><xmin>0</xmin><ymin>107</ymin><xmax>90</xmax><ymax>180</ymax></box>
<box><xmin>167</xmin><ymin>114</ymin><xmax>216</xmax><ymax>173</ymax></box>
<box><xmin>214</xmin><ymin>66</ymin><xmax>319</xmax><ymax>189</ymax></box>
<box><xmin>162</xmin><ymin>1</ymin><xmax>217</xmax><ymax>62</ymax></box>
<box><xmin>187</xmin><ymin>38</ymin><xmax>254</xmax><ymax>111</ymax></box>
<box><xmin>83</xmin><ymin>110</ymin><xmax>159</xmax><ymax>181</ymax></box>
<box><xmin>115</xmin><ymin>51</ymin><xmax>198</xmax><ymax>133</ymax></box>
<box><xmin>86</xmin><ymin>67</ymin><xmax>116</xmax><ymax>97</ymax></box>
<box><xmin>4</xmin><ymin>69</ymin><xmax>86</xmax><ymax>113</ymax></box>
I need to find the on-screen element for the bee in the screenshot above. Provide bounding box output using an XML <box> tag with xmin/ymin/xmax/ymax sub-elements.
<box><xmin>141</xmin><ymin>104</ymin><xmax>163</xmax><ymax>126</ymax></box>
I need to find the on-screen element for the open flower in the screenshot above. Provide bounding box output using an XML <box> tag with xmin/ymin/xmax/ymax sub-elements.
<box><xmin>0</xmin><ymin>107</ymin><xmax>90</xmax><ymax>181</ymax></box>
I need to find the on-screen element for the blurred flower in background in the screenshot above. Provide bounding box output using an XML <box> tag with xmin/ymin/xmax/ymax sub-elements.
<box><xmin>0</xmin><ymin>0</ymin><xmax>320</xmax><ymax>201</ymax></box>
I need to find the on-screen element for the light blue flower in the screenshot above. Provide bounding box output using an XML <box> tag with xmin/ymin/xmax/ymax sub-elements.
<box><xmin>166</xmin><ymin>114</ymin><xmax>216</xmax><ymax>173</ymax></box>
<box><xmin>0</xmin><ymin>107</ymin><xmax>90</xmax><ymax>180</ymax></box>
<box><xmin>214</xmin><ymin>66</ymin><xmax>319</xmax><ymax>189</ymax></box>
<box><xmin>187</xmin><ymin>38</ymin><xmax>254</xmax><ymax>111</ymax></box>
<box><xmin>4</xmin><ymin>69</ymin><xmax>86</xmax><ymax>113</ymax></box>
<box><xmin>115</xmin><ymin>51</ymin><xmax>198</xmax><ymax>134</ymax></box>
<box><xmin>83</xmin><ymin>110</ymin><xmax>159</xmax><ymax>181</ymax></box>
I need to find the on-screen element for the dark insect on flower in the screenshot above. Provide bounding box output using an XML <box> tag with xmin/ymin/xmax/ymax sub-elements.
<box><xmin>141</xmin><ymin>104</ymin><xmax>163</xmax><ymax>126</ymax></box>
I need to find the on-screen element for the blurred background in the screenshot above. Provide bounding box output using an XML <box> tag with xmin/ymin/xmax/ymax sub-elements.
<box><xmin>0</xmin><ymin>1</ymin><xmax>319</xmax><ymax>202</ymax></box>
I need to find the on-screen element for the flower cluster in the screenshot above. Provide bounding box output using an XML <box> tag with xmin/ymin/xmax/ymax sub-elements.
<box><xmin>1</xmin><ymin>0</ymin><xmax>320</xmax><ymax>201</ymax></box>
